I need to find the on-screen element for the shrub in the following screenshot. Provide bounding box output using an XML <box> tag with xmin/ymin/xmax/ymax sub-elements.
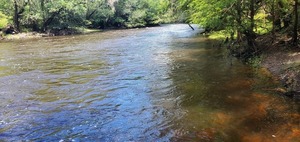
<box><xmin>0</xmin><ymin>12</ymin><xmax>9</xmax><ymax>29</ymax></box>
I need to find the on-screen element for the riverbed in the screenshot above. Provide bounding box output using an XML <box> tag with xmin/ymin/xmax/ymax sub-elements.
<box><xmin>0</xmin><ymin>24</ymin><xmax>300</xmax><ymax>141</ymax></box>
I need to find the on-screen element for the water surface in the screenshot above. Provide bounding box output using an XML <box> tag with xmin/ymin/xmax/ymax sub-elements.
<box><xmin>0</xmin><ymin>24</ymin><xmax>300</xmax><ymax>141</ymax></box>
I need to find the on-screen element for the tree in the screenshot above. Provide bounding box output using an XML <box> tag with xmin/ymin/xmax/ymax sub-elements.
<box><xmin>113</xmin><ymin>0</ymin><xmax>164</xmax><ymax>28</ymax></box>
<box><xmin>0</xmin><ymin>0</ymin><xmax>173</xmax><ymax>33</ymax></box>
<box><xmin>293</xmin><ymin>0</ymin><xmax>298</xmax><ymax>45</ymax></box>
<box><xmin>0</xmin><ymin>12</ymin><xmax>9</xmax><ymax>29</ymax></box>
<box><xmin>41</xmin><ymin>0</ymin><xmax>86</xmax><ymax>31</ymax></box>
<box><xmin>85</xmin><ymin>0</ymin><xmax>114</xmax><ymax>28</ymax></box>
<box><xmin>13</xmin><ymin>0</ymin><xmax>28</xmax><ymax>32</ymax></box>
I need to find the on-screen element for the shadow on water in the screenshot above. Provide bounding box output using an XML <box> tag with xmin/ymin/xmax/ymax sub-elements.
<box><xmin>0</xmin><ymin>24</ymin><xmax>300</xmax><ymax>141</ymax></box>
<box><xmin>165</xmin><ymin>36</ymin><xmax>300</xmax><ymax>141</ymax></box>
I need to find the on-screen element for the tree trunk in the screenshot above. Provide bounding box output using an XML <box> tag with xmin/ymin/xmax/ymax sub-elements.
<box><xmin>86</xmin><ymin>10</ymin><xmax>97</xmax><ymax>20</ymax></box>
<box><xmin>271</xmin><ymin>0</ymin><xmax>282</xmax><ymax>33</ymax></box>
<box><xmin>248</xmin><ymin>0</ymin><xmax>256</xmax><ymax>48</ymax></box>
<box><xmin>42</xmin><ymin>8</ymin><xmax>64</xmax><ymax>32</ymax></box>
<box><xmin>272</xmin><ymin>0</ymin><xmax>275</xmax><ymax>39</ymax></box>
<box><xmin>13</xmin><ymin>0</ymin><xmax>20</xmax><ymax>32</ymax></box>
<box><xmin>250</xmin><ymin>0</ymin><xmax>255</xmax><ymax>32</ymax></box>
<box><xmin>41</xmin><ymin>0</ymin><xmax>45</xmax><ymax>24</ymax></box>
<box><xmin>236</xmin><ymin>0</ymin><xmax>243</xmax><ymax>42</ymax></box>
<box><xmin>293</xmin><ymin>0</ymin><xmax>298</xmax><ymax>45</ymax></box>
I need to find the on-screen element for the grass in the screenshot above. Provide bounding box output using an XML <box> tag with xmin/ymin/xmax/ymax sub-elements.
<box><xmin>208</xmin><ymin>30</ymin><xmax>232</xmax><ymax>40</ymax></box>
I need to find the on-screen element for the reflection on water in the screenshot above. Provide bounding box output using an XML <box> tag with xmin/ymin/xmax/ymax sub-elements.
<box><xmin>0</xmin><ymin>24</ymin><xmax>300</xmax><ymax>141</ymax></box>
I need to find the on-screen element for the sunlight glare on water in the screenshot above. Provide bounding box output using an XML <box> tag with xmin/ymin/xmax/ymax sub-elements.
<box><xmin>0</xmin><ymin>24</ymin><xmax>300</xmax><ymax>141</ymax></box>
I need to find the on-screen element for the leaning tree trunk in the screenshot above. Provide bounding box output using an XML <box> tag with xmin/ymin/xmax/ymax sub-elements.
<box><xmin>293</xmin><ymin>0</ymin><xmax>298</xmax><ymax>45</ymax></box>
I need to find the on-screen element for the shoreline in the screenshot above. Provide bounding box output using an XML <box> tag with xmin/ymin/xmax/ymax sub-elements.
<box><xmin>1</xmin><ymin>32</ymin><xmax>49</xmax><ymax>40</ymax></box>
<box><xmin>0</xmin><ymin>25</ymin><xmax>162</xmax><ymax>41</ymax></box>
<box><xmin>0</xmin><ymin>23</ymin><xmax>187</xmax><ymax>41</ymax></box>
<box><xmin>211</xmin><ymin>32</ymin><xmax>300</xmax><ymax>97</ymax></box>
<box><xmin>257</xmin><ymin>34</ymin><xmax>300</xmax><ymax>97</ymax></box>
<box><xmin>261</xmin><ymin>50</ymin><xmax>300</xmax><ymax>93</ymax></box>
<box><xmin>0</xmin><ymin>28</ymin><xmax>103</xmax><ymax>41</ymax></box>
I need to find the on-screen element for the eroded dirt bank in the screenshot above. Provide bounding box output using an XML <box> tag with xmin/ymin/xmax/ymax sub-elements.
<box><xmin>258</xmin><ymin>33</ymin><xmax>300</xmax><ymax>96</ymax></box>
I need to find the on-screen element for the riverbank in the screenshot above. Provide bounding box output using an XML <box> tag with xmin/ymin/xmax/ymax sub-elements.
<box><xmin>1</xmin><ymin>32</ymin><xmax>48</xmax><ymax>40</ymax></box>
<box><xmin>257</xmin><ymin>33</ymin><xmax>300</xmax><ymax>95</ymax></box>
<box><xmin>234</xmin><ymin>33</ymin><xmax>300</xmax><ymax>100</ymax></box>
<box><xmin>0</xmin><ymin>28</ymin><xmax>102</xmax><ymax>40</ymax></box>
<box><xmin>209</xmin><ymin>31</ymin><xmax>300</xmax><ymax>97</ymax></box>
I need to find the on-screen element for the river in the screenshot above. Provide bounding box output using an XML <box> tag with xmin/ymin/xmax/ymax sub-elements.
<box><xmin>0</xmin><ymin>24</ymin><xmax>300</xmax><ymax>141</ymax></box>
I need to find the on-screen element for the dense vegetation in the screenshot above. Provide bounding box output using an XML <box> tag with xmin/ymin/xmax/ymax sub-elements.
<box><xmin>0</xmin><ymin>0</ymin><xmax>179</xmax><ymax>33</ymax></box>
<box><xmin>176</xmin><ymin>0</ymin><xmax>299</xmax><ymax>93</ymax></box>
<box><xmin>178</xmin><ymin>0</ymin><xmax>299</xmax><ymax>49</ymax></box>
<box><xmin>0</xmin><ymin>0</ymin><xmax>298</xmax><ymax>46</ymax></box>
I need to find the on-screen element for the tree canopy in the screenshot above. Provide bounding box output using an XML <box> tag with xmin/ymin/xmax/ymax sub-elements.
<box><xmin>0</xmin><ymin>0</ymin><xmax>298</xmax><ymax>46</ymax></box>
<box><xmin>0</xmin><ymin>0</ymin><xmax>176</xmax><ymax>32</ymax></box>
<box><xmin>178</xmin><ymin>0</ymin><xmax>299</xmax><ymax>46</ymax></box>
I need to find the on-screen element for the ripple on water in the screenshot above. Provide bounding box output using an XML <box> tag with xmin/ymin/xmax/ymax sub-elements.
<box><xmin>1</xmin><ymin>24</ymin><xmax>300</xmax><ymax>141</ymax></box>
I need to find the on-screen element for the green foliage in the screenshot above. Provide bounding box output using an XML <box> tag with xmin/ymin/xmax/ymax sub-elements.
<box><xmin>0</xmin><ymin>0</ymin><xmax>173</xmax><ymax>32</ymax></box>
<box><xmin>247</xmin><ymin>56</ymin><xmax>262</xmax><ymax>68</ymax></box>
<box><xmin>85</xmin><ymin>0</ymin><xmax>114</xmax><ymax>28</ymax></box>
<box><xmin>113</xmin><ymin>0</ymin><xmax>169</xmax><ymax>27</ymax></box>
<box><xmin>0</xmin><ymin>0</ymin><xmax>11</xmax><ymax>29</ymax></box>
<box><xmin>0</xmin><ymin>12</ymin><xmax>9</xmax><ymax>29</ymax></box>
<box><xmin>187</xmin><ymin>0</ymin><xmax>235</xmax><ymax>30</ymax></box>
<box><xmin>254</xmin><ymin>12</ymin><xmax>273</xmax><ymax>34</ymax></box>
<box><xmin>208</xmin><ymin>30</ymin><xmax>232</xmax><ymax>40</ymax></box>
<box><xmin>178</xmin><ymin>0</ymin><xmax>298</xmax><ymax>47</ymax></box>
<box><xmin>126</xmin><ymin>10</ymin><xmax>147</xmax><ymax>28</ymax></box>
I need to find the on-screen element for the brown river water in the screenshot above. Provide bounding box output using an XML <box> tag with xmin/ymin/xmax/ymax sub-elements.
<box><xmin>0</xmin><ymin>24</ymin><xmax>300</xmax><ymax>141</ymax></box>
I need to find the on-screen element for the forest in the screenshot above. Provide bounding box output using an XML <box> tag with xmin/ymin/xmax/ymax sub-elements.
<box><xmin>179</xmin><ymin>0</ymin><xmax>299</xmax><ymax>55</ymax></box>
<box><xmin>0</xmin><ymin>0</ymin><xmax>299</xmax><ymax>41</ymax></box>
<box><xmin>0</xmin><ymin>0</ymin><xmax>299</xmax><ymax>50</ymax></box>
<box><xmin>0</xmin><ymin>0</ymin><xmax>179</xmax><ymax>34</ymax></box>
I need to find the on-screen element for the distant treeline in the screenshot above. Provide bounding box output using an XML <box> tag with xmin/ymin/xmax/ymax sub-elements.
<box><xmin>0</xmin><ymin>0</ymin><xmax>182</xmax><ymax>33</ymax></box>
